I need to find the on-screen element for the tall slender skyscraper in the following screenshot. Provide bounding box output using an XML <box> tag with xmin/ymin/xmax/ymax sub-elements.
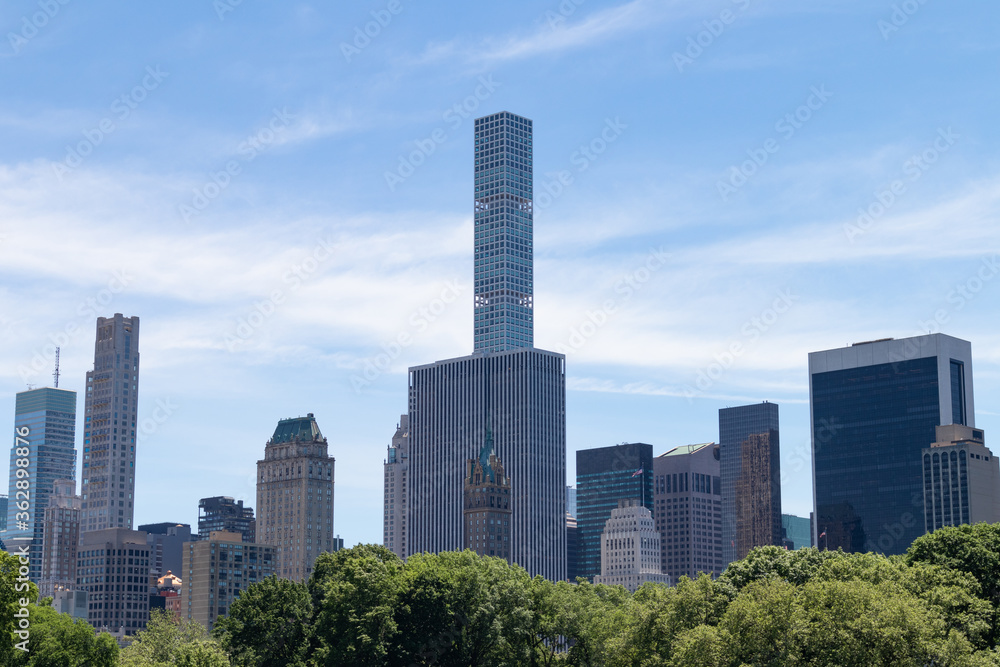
<box><xmin>406</xmin><ymin>112</ymin><xmax>566</xmax><ymax>581</ymax></box>
<box><xmin>719</xmin><ymin>402</ymin><xmax>782</xmax><ymax>566</ymax></box>
<box><xmin>81</xmin><ymin>314</ymin><xmax>140</xmax><ymax>533</ymax></box>
<box><xmin>811</xmin><ymin>334</ymin><xmax>974</xmax><ymax>554</ymax></box>
<box><xmin>383</xmin><ymin>415</ymin><xmax>409</xmax><ymax>558</ymax></box>
<box><xmin>474</xmin><ymin>111</ymin><xmax>533</xmax><ymax>353</ymax></box>
<box><xmin>5</xmin><ymin>388</ymin><xmax>77</xmax><ymax>580</ymax></box>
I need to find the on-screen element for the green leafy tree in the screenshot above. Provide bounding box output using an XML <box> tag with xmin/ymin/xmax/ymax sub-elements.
<box><xmin>796</xmin><ymin>579</ymin><xmax>954</xmax><ymax>666</ymax></box>
<box><xmin>718</xmin><ymin>578</ymin><xmax>802</xmax><ymax>666</ymax></box>
<box><xmin>18</xmin><ymin>603</ymin><xmax>118</xmax><ymax>666</ymax></box>
<box><xmin>214</xmin><ymin>575</ymin><xmax>312</xmax><ymax>667</ymax></box>
<box><xmin>1</xmin><ymin>549</ymin><xmax>36</xmax><ymax>665</ymax></box>
<box><xmin>908</xmin><ymin>523</ymin><xmax>1000</xmax><ymax>646</ymax></box>
<box><xmin>121</xmin><ymin>609</ymin><xmax>229</xmax><ymax>667</ymax></box>
<box><xmin>717</xmin><ymin>545</ymin><xmax>838</xmax><ymax>592</ymax></box>
<box><xmin>307</xmin><ymin>544</ymin><xmax>405</xmax><ymax>666</ymax></box>
<box><xmin>667</xmin><ymin>624</ymin><xmax>725</xmax><ymax>667</ymax></box>
<box><xmin>393</xmin><ymin>550</ymin><xmax>535</xmax><ymax>666</ymax></box>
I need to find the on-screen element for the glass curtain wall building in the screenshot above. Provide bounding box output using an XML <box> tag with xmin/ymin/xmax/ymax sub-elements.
<box><xmin>810</xmin><ymin>334</ymin><xmax>974</xmax><ymax>555</ymax></box>
<box><xmin>5</xmin><ymin>387</ymin><xmax>77</xmax><ymax>579</ymax></box>
<box><xmin>719</xmin><ymin>402</ymin><xmax>782</xmax><ymax>566</ymax></box>
<box><xmin>474</xmin><ymin>111</ymin><xmax>533</xmax><ymax>353</ymax></box>
<box><xmin>575</xmin><ymin>443</ymin><xmax>653</xmax><ymax>582</ymax></box>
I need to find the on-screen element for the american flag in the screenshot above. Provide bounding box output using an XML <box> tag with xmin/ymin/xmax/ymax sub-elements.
<box><xmin>631</xmin><ymin>467</ymin><xmax>643</xmax><ymax>477</ymax></box>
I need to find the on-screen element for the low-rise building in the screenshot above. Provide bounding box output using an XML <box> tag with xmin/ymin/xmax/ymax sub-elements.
<box><xmin>182</xmin><ymin>531</ymin><xmax>275</xmax><ymax>631</ymax></box>
<box><xmin>594</xmin><ymin>500</ymin><xmax>670</xmax><ymax>592</ymax></box>
<box><xmin>923</xmin><ymin>425</ymin><xmax>1000</xmax><ymax>532</ymax></box>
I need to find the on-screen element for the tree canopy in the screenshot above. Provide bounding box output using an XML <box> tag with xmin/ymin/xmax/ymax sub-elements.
<box><xmin>9</xmin><ymin>524</ymin><xmax>1000</xmax><ymax>665</ymax></box>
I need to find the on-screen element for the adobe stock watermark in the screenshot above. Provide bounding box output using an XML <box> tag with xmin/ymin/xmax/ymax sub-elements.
<box><xmin>673</xmin><ymin>0</ymin><xmax>753</xmax><ymax>73</ymax></box>
<box><xmin>6</xmin><ymin>0</ymin><xmax>71</xmax><ymax>56</ymax></box>
<box><xmin>180</xmin><ymin>107</ymin><xmax>296</xmax><ymax>223</ymax></box>
<box><xmin>536</xmin><ymin>117</ymin><xmax>627</xmax><ymax>211</ymax></box>
<box><xmin>54</xmin><ymin>66</ymin><xmax>169</xmax><ymax>181</ymax></box>
<box><xmin>717</xmin><ymin>85</ymin><xmax>832</xmax><ymax>202</ymax></box>
<box><xmin>915</xmin><ymin>254</ymin><xmax>999</xmax><ymax>336</ymax></box>
<box><xmin>224</xmin><ymin>235</ymin><xmax>336</xmax><ymax>351</ymax></box>
<box><xmin>554</xmin><ymin>246</ymin><xmax>669</xmax><ymax>354</ymax></box>
<box><xmin>683</xmin><ymin>289</ymin><xmax>798</xmax><ymax>401</ymax></box>
<box><xmin>213</xmin><ymin>0</ymin><xmax>244</xmax><ymax>21</ymax></box>
<box><xmin>17</xmin><ymin>270</ymin><xmax>132</xmax><ymax>383</ymax></box>
<box><xmin>341</xmin><ymin>0</ymin><xmax>410</xmax><ymax>62</ymax></box>
<box><xmin>843</xmin><ymin>127</ymin><xmax>958</xmax><ymax>243</ymax></box>
<box><xmin>135</xmin><ymin>398</ymin><xmax>180</xmax><ymax>446</ymax></box>
<box><xmin>384</xmin><ymin>76</ymin><xmax>501</xmax><ymax>192</ymax></box>
<box><xmin>878</xmin><ymin>0</ymin><xmax>931</xmax><ymax>40</ymax></box>
<box><xmin>782</xmin><ymin>417</ymin><xmax>842</xmax><ymax>500</ymax></box>
<box><xmin>351</xmin><ymin>280</ymin><xmax>464</xmax><ymax>392</ymax></box>
<box><xmin>541</xmin><ymin>0</ymin><xmax>586</xmax><ymax>30</ymax></box>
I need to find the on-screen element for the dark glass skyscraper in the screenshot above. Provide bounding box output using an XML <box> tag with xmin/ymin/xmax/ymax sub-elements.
<box><xmin>719</xmin><ymin>402</ymin><xmax>782</xmax><ymax>566</ymax></box>
<box><xmin>575</xmin><ymin>443</ymin><xmax>653</xmax><ymax>582</ymax></box>
<box><xmin>811</xmin><ymin>334</ymin><xmax>975</xmax><ymax>555</ymax></box>
<box><xmin>5</xmin><ymin>387</ymin><xmax>77</xmax><ymax>580</ymax></box>
<box><xmin>474</xmin><ymin>111</ymin><xmax>533</xmax><ymax>353</ymax></box>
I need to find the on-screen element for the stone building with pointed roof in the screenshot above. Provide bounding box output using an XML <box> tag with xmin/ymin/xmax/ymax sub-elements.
<box><xmin>463</xmin><ymin>430</ymin><xmax>512</xmax><ymax>561</ymax></box>
<box><xmin>256</xmin><ymin>413</ymin><xmax>335</xmax><ymax>581</ymax></box>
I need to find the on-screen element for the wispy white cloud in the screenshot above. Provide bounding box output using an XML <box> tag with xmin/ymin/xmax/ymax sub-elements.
<box><xmin>407</xmin><ymin>0</ymin><xmax>686</xmax><ymax>69</ymax></box>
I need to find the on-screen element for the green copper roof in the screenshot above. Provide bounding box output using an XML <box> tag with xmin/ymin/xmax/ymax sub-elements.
<box><xmin>479</xmin><ymin>426</ymin><xmax>496</xmax><ymax>482</ymax></box>
<box><xmin>659</xmin><ymin>442</ymin><xmax>715</xmax><ymax>457</ymax></box>
<box><xmin>271</xmin><ymin>413</ymin><xmax>323</xmax><ymax>443</ymax></box>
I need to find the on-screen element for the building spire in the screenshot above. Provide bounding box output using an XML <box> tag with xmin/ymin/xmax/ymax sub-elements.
<box><xmin>479</xmin><ymin>423</ymin><xmax>495</xmax><ymax>482</ymax></box>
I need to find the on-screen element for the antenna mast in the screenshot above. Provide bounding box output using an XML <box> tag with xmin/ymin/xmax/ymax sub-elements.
<box><xmin>53</xmin><ymin>347</ymin><xmax>60</xmax><ymax>388</ymax></box>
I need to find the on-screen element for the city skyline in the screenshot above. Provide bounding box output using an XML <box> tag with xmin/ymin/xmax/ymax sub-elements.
<box><xmin>2</xmin><ymin>2</ymin><xmax>999</xmax><ymax>549</ymax></box>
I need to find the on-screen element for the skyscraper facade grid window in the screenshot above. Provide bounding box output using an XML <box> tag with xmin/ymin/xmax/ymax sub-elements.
<box><xmin>810</xmin><ymin>334</ymin><xmax>974</xmax><ymax>555</ymax></box>
<box><xmin>80</xmin><ymin>314</ymin><xmax>140</xmax><ymax>533</ymax></box>
<box><xmin>474</xmin><ymin>111</ymin><xmax>533</xmax><ymax>354</ymax></box>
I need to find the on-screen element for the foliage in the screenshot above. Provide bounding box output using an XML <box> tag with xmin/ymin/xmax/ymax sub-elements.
<box><xmin>8</xmin><ymin>603</ymin><xmax>119</xmax><ymax>667</ymax></box>
<box><xmin>214</xmin><ymin>576</ymin><xmax>311</xmax><ymax>667</ymax></box>
<box><xmin>1</xmin><ymin>549</ymin><xmax>36</xmax><ymax>665</ymax></box>
<box><xmin>14</xmin><ymin>535</ymin><xmax>1000</xmax><ymax>665</ymax></box>
<box><xmin>120</xmin><ymin>609</ymin><xmax>229</xmax><ymax>667</ymax></box>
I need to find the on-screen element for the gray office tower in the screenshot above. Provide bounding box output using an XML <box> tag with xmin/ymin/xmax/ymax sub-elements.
<box><xmin>810</xmin><ymin>334</ymin><xmax>974</xmax><ymax>555</ymax></box>
<box><xmin>81</xmin><ymin>314</ymin><xmax>140</xmax><ymax>533</ymax></box>
<box><xmin>576</xmin><ymin>443</ymin><xmax>653</xmax><ymax>582</ymax></box>
<box><xmin>720</xmin><ymin>402</ymin><xmax>782</xmax><ymax>566</ymax></box>
<box><xmin>5</xmin><ymin>387</ymin><xmax>78</xmax><ymax>580</ymax></box>
<box><xmin>405</xmin><ymin>112</ymin><xmax>566</xmax><ymax>581</ymax></box>
<box><xmin>654</xmin><ymin>443</ymin><xmax>723</xmax><ymax>581</ymax></box>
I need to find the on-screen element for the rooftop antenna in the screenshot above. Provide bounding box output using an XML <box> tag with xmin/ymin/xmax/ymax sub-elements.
<box><xmin>53</xmin><ymin>347</ymin><xmax>60</xmax><ymax>388</ymax></box>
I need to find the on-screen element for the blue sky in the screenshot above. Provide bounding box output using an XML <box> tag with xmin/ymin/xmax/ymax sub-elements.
<box><xmin>1</xmin><ymin>0</ymin><xmax>998</xmax><ymax>547</ymax></box>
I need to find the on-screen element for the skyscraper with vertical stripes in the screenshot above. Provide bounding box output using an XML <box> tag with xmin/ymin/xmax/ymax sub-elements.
<box><xmin>402</xmin><ymin>112</ymin><xmax>566</xmax><ymax>581</ymax></box>
<box><xmin>81</xmin><ymin>314</ymin><xmax>140</xmax><ymax>533</ymax></box>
